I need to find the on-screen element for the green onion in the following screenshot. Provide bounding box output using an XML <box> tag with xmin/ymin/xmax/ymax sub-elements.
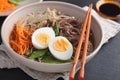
<box><xmin>53</xmin><ymin>23</ymin><xmax>59</xmax><ymax>36</ymax></box>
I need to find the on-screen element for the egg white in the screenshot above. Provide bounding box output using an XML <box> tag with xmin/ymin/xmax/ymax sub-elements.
<box><xmin>48</xmin><ymin>36</ymin><xmax>73</xmax><ymax>61</ymax></box>
<box><xmin>32</xmin><ymin>27</ymin><xmax>55</xmax><ymax>49</ymax></box>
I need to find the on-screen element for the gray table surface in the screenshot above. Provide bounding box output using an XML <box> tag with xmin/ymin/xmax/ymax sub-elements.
<box><xmin>0</xmin><ymin>0</ymin><xmax>120</xmax><ymax>80</ymax></box>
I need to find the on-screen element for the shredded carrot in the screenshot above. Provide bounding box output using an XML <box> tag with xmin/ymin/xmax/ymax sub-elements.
<box><xmin>9</xmin><ymin>19</ymin><xmax>37</xmax><ymax>55</ymax></box>
<box><xmin>0</xmin><ymin>0</ymin><xmax>15</xmax><ymax>12</ymax></box>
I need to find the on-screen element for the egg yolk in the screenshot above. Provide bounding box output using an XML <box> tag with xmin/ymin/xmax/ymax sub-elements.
<box><xmin>36</xmin><ymin>33</ymin><xmax>50</xmax><ymax>45</ymax></box>
<box><xmin>53</xmin><ymin>38</ymin><xmax>69</xmax><ymax>52</ymax></box>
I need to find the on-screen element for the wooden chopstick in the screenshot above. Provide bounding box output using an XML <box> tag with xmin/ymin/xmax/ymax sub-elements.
<box><xmin>79</xmin><ymin>4</ymin><xmax>92</xmax><ymax>80</ymax></box>
<box><xmin>69</xmin><ymin>4</ymin><xmax>93</xmax><ymax>80</ymax></box>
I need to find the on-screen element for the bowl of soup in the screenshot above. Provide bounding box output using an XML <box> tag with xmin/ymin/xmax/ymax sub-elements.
<box><xmin>1</xmin><ymin>1</ymin><xmax>103</xmax><ymax>72</ymax></box>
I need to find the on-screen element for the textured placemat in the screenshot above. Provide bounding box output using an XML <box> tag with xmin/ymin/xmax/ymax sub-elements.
<box><xmin>0</xmin><ymin>6</ymin><xmax>120</xmax><ymax>80</ymax></box>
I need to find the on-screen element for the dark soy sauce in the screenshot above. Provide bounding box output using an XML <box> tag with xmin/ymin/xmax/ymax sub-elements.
<box><xmin>99</xmin><ymin>3</ymin><xmax>120</xmax><ymax>16</ymax></box>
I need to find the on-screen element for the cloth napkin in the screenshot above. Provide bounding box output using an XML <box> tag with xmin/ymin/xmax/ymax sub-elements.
<box><xmin>0</xmin><ymin>6</ymin><xmax>120</xmax><ymax>80</ymax></box>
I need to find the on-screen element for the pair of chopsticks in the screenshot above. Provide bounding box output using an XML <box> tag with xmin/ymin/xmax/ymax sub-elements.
<box><xmin>69</xmin><ymin>4</ymin><xmax>93</xmax><ymax>80</ymax></box>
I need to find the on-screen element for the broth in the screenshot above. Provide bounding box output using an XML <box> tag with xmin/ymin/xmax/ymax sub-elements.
<box><xmin>99</xmin><ymin>3</ymin><xmax>120</xmax><ymax>16</ymax></box>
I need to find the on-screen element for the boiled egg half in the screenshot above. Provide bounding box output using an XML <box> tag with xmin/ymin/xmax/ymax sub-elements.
<box><xmin>48</xmin><ymin>36</ymin><xmax>73</xmax><ymax>60</ymax></box>
<box><xmin>32</xmin><ymin>27</ymin><xmax>55</xmax><ymax>49</ymax></box>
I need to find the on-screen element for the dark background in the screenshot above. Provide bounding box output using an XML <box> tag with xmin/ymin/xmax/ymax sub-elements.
<box><xmin>0</xmin><ymin>0</ymin><xmax>120</xmax><ymax>80</ymax></box>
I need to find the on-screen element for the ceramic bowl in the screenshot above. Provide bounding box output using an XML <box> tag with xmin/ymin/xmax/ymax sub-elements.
<box><xmin>1</xmin><ymin>1</ymin><xmax>103</xmax><ymax>73</ymax></box>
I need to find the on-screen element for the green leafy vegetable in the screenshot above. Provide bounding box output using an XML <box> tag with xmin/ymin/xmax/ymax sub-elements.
<box><xmin>25</xmin><ymin>50</ymin><xmax>31</xmax><ymax>56</ymax></box>
<box><xmin>28</xmin><ymin>49</ymin><xmax>48</xmax><ymax>60</ymax></box>
<box><xmin>9</xmin><ymin>0</ymin><xmax>25</xmax><ymax>4</ymax></box>
<box><xmin>25</xmin><ymin>47</ymin><xmax>33</xmax><ymax>56</ymax></box>
<box><xmin>42</xmin><ymin>53</ymin><xmax>73</xmax><ymax>64</ymax></box>
<box><xmin>53</xmin><ymin>23</ymin><xmax>59</xmax><ymax>36</ymax></box>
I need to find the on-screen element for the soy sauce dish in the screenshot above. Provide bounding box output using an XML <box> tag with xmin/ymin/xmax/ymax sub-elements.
<box><xmin>96</xmin><ymin>0</ymin><xmax>120</xmax><ymax>20</ymax></box>
<box><xmin>1</xmin><ymin>1</ymin><xmax>103</xmax><ymax>73</ymax></box>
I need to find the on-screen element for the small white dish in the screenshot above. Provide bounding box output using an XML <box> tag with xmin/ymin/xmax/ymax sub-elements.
<box><xmin>0</xmin><ymin>0</ymin><xmax>42</xmax><ymax>16</ymax></box>
<box><xmin>96</xmin><ymin>0</ymin><xmax>120</xmax><ymax>20</ymax></box>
